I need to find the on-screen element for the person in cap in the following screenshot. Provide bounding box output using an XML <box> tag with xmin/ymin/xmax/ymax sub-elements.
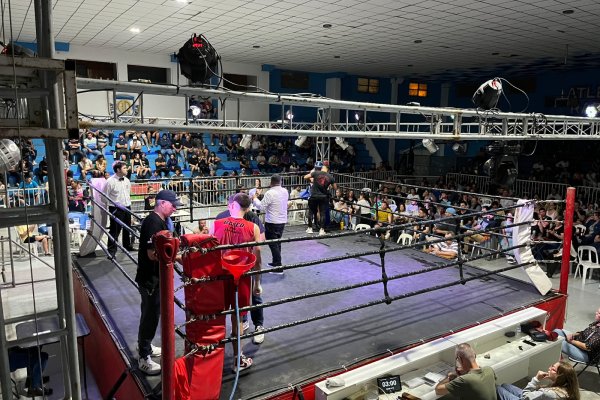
<box><xmin>432</xmin><ymin>206</ymin><xmax>459</xmax><ymax>237</ymax></box>
<box><xmin>104</xmin><ymin>161</ymin><xmax>133</xmax><ymax>257</ymax></box>
<box><xmin>462</xmin><ymin>206</ymin><xmax>499</xmax><ymax>253</ymax></box>
<box><xmin>212</xmin><ymin>193</ymin><xmax>262</xmax><ymax>372</ymax></box>
<box><xmin>135</xmin><ymin>189</ymin><xmax>182</xmax><ymax>375</ymax></box>
<box><xmin>304</xmin><ymin>161</ymin><xmax>336</xmax><ymax>236</ymax></box>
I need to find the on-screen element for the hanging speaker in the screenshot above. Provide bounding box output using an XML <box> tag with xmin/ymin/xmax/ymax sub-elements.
<box><xmin>177</xmin><ymin>34</ymin><xmax>219</xmax><ymax>85</ymax></box>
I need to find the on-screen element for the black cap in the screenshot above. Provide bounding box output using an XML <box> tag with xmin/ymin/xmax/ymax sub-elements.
<box><xmin>156</xmin><ymin>190</ymin><xmax>183</xmax><ymax>207</ymax></box>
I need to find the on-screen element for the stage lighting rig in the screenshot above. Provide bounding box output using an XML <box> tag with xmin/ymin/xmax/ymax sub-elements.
<box><xmin>484</xmin><ymin>141</ymin><xmax>520</xmax><ymax>187</ymax></box>
<box><xmin>472</xmin><ymin>78</ymin><xmax>502</xmax><ymax>110</ymax></box>
<box><xmin>422</xmin><ymin>138</ymin><xmax>439</xmax><ymax>154</ymax></box>
<box><xmin>0</xmin><ymin>139</ymin><xmax>21</xmax><ymax>173</ymax></box>
<box><xmin>585</xmin><ymin>103</ymin><xmax>600</xmax><ymax>118</ymax></box>
<box><xmin>295</xmin><ymin>136</ymin><xmax>307</xmax><ymax>147</ymax></box>
<box><xmin>177</xmin><ymin>34</ymin><xmax>219</xmax><ymax>85</ymax></box>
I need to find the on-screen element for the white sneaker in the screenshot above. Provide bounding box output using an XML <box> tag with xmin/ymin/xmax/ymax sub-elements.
<box><xmin>253</xmin><ymin>326</ymin><xmax>265</xmax><ymax>345</ymax></box>
<box><xmin>242</xmin><ymin>320</ymin><xmax>250</xmax><ymax>332</ymax></box>
<box><xmin>319</xmin><ymin>229</ymin><xmax>326</xmax><ymax>236</ymax></box>
<box><xmin>384</xmin><ymin>231</ymin><xmax>391</xmax><ymax>240</ymax></box>
<box><xmin>139</xmin><ymin>355</ymin><xmax>161</xmax><ymax>375</ymax></box>
<box><xmin>306</xmin><ymin>227</ymin><xmax>313</xmax><ymax>234</ymax></box>
<box><xmin>136</xmin><ymin>344</ymin><xmax>162</xmax><ymax>357</ymax></box>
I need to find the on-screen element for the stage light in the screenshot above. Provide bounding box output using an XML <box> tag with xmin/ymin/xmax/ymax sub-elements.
<box><xmin>189</xmin><ymin>105</ymin><xmax>201</xmax><ymax>117</ymax></box>
<box><xmin>585</xmin><ymin>104</ymin><xmax>599</xmax><ymax>118</ymax></box>
<box><xmin>0</xmin><ymin>139</ymin><xmax>21</xmax><ymax>173</ymax></box>
<box><xmin>422</xmin><ymin>138</ymin><xmax>439</xmax><ymax>154</ymax></box>
<box><xmin>335</xmin><ymin>137</ymin><xmax>349</xmax><ymax>150</ymax></box>
<box><xmin>452</xmin><ymin>142</ymin><xmax>467</xmax><ymax>154</ymax></box>
<box><xmin>484</xmin><ymin>141</ymin><xmax>520</xmax><ymax>186</ymax></box>
<box><xmin>239</xmin><ymin>134</ymin><xmax>252</xmax><ymax>149</ymax></box>
<box><xmin>295</xmin><ymin>136</ymin><xmax>307</xmax><ymax>147</ymax></box>
<box><xmin>472</xmin><ymin>78</ymin><xmax>502</xmax><ymax>110</ymax></box>
<box><xmin>354</xmin><ymin>112</ymin><xmax>360</xmax><ymax>121</ymax></box>
<box><xmin>286</xmin><ymin>110</ymin><xmax>294</xmax><ymax>121</ymax></box>
<box><xmin>177</xmin><ymin>33</ymin><xmax>219</xmax><ymax>85</ymax></box>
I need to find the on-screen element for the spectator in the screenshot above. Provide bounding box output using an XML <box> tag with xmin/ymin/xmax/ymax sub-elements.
<box><xmin>16</xmin><ymin>224</ymin><xmax>51</xmax><ymax>255</ymax></box>
<box><xmin>171</xmin><ymin>133</ymin><xmax>184</xmax><ymax>163</ymax></box>
<box><xmin>8</xmin><ymin>346</ymin><xmax>52</xmax><ymax>397</ymax></box>
<box><xmin>166</xmin><ymin>154</ymin><xmax>179</xmax><ymax>175</ymax></box>
<box><xmin>67</xmin><ymin>137</ymin><xmax>85</xmax><ymax>164</ymax></box>
<box><xmin>94</xmin><ymin>155</ymin><xmax>107</xmax><ymax>176</ymax></box>
<box><xmin>554</xmin><ymin>307</ymin><xmax>600</xmax><ymax>365</ymax></box>
<box><xmin>496</xmin><ymin>361</ymin><xmax>580</xmax><ymax>400</ymax></box>
<box><xmin>114</xmin><ymin>133</ymin><xmax>129</xmax><ymax>161</ymax></box>
<box><xmin>187</xmin><ymin>148</ymin><xmax>200</xmax><ymax>176</ymax></box>
<box><xmin>36</xmin><ymin>156</ymin><xmax>48</xmax><ymax>183</ymax></box>
<box><xmin>129</xmin><ymin>132</ymin><xmax>144</xmax><ymax>155</ymax></box>
<box><xmin>18</xmin><ymin>174</ymin><xmax>39</xmax><ymax>206</ymax></box>
<box><xmin>68</xmin><ymin>180</ymin><xmax>86</xmax><ymax>212</ymax></box>
<box><xmin>154</xmin><ymin>153</ymin><xmax>169</xmax><ymax>177</ymax></box>
<box><xmin>158</xmin><ymin>133</ymin><xmax>172</xmax><ymax>156</ymax></box>
<box><xmin>83</xmin><ymin>131</ymin><xmax>101</xmax><ymax>159</ymax></box>
<box><xmin>79</xmin><ymin>155</ymin><xmax>93</xmax><ymax>178</ymax></box>
<box><xmin>96</xmin><ymin>130</ymin><xmax>109</xmax><ymax>153</ymax></box>
<box><xmin>425</xmin><ymin>232</ymin><xmax>459</xmax><ymax>259</ymax></box>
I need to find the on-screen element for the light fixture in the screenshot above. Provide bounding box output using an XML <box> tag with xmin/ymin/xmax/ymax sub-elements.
<box><xmin>239</xmin><ymin>134</ymin><xmax>252</xmax><ymax>149</ymax></box>
<box><xmin>335</xmin><ymin>137</ymin><xmax>349</xmax><ymax>150</ymax></box>
<box><xmin>484</xmin><ymin>141</ymin><xmax>520</xmax><ymax>186</ymax></box>
<box><xmin>189</xmin><ymin>105</ymin><xmax>201</xmax><ymax>118</ymax></box>
<box><xmin>0</xmin><ymin>139</ymin><xmax>20</xmax><ymax>173</ymax></box>
<box><xmin>129</xmin><ymin>27</ymin><xmax>141</xmax><ymax>34</ymax></box>
<box><xmin>177</xmin><ymin>33</ymin><xmax>219</xmax><ymax>85</ymax></box>
<box><xmin>285</xmin><ymin>110</ymin><xmax>294</xmax><ymax>121</ymax></box>
<box><xmin>585</xmin><ymin>104</ymin><xmax>600</xmax><ymax>118</ymax></box>
<box><xmin>472</xmin><ymin>78</ymin><xmax>502</xmax><ymax>110</ymax></box>
<box><xmin>295</xmin><ymin>136</ymin><xmax>307</xmax><ymax>147</ymax></box>
<box><xmin>422</xmin><ymin>138</ymin><xmax>439</xmax><ymax>154</ymax></box>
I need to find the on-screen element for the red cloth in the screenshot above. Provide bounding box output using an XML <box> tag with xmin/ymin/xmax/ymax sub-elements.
<box><xmin>213</xmin><ymin>218</ymin><xmax>256</xmax><ymax>312</ymax></box>
<box><xmin>173</xmin><ymin>351</ymin><xmax>225</xmax><ymax>400</ymax></box>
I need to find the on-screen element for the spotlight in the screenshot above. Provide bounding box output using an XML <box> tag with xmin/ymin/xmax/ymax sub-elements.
<box><xmin>0</xmin><ymin>139</ymin><xmax>21</xmax><ymax>173</ymax></box>
<box><xmin>484</xmin><ymin>141</ymin><xmax>520</xmax><ymax>186</ymax></box>
<box><xmin>189</xmin><ymin>105</ymin><xmax>201</xmax><ymax>117</ymax></box>
<box><xmin>177</xmin><ymin>33</ymin><xmax>219</xmax><ymax>85</ymax></box>
<box><xmin>452</xmin><ymin>142</ymin><xmax>467</xmax><ymax>154</ymax></box>
<box><xmin>472</xmin><ymin>78</ymin><xmax>502</xmax><ymax>110</ymax></box>
<box><xmin>585</xmin><ymin>104</ymin><xmax>600</xmax><ymax>118</ymax></box>
<box><xmin>239</xmin><ymin>134</ymin><xmax>252</xmax><ymax>150</ymax></box>
<box><xmin>422</xmin><ymin>138</ymin><xmax>439</xmax><ymax>154</ymax></box>
<box><xmin>335</xmin><ymin>137</ymin><xmax>349</xmax><ymax>150</ymax></box>
<box><xmin>295</xmin><ymin>136</ymin><xmax>307</xmax><ymax>147</ymax></box>
<box><xmin>286</xmin><ymin>110</ymin><xmax>294</xmax><ymax>121</ymax></box>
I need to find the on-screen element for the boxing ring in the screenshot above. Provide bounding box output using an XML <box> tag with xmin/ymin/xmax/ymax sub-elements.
<box><xmin>70</xmin><ymin>179</ymin><xmax>574</xmax><ymax>400</ymax></box>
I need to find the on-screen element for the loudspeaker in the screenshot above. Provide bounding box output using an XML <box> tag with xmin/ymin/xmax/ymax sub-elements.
<box><xmin>177</xmin><ymin>34</ymin><xmax>218</xmax><ymax>85</ymax></box>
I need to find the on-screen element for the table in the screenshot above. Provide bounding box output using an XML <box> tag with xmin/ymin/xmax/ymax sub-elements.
<box><xmin>16</xmin><ymin>313</ymin><xmax>90</xmax><ymax>398</ymax></box>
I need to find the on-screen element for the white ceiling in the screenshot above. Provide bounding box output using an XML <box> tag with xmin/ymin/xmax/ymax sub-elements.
<box><xmin>11</xmin><ymin>0</ymin><xmax>600</xmax><ymax>78</ymax></box>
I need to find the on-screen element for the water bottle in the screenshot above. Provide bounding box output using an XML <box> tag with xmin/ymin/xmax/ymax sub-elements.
<box><xmin>340</xmin><ymin>220</ymin><xmax>344</xmax><ymax>230</ymax></box>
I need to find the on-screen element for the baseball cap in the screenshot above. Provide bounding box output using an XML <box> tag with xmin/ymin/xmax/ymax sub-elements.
<box><xmin>156</xmin><ymin>190</ymin><xmax>183</xmax><ymax>207</ymax></box>
<box><xmin>445</xmin><ymin>207</ymin><xmax>457</xmax><ymax>215</ymax></box>
<box><xmin>314</xmin><ymin>161</ymin><xmax>323</xmax><ymax>168</ymax></box>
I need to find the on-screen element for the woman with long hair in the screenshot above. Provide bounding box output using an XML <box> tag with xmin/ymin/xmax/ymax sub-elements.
<box><xmin>497</xmin><ymin>361</ymin><xmax>580</xmax><ymax>400</ymax></box>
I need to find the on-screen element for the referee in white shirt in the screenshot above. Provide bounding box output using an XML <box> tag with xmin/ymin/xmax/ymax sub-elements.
<box><xmin>104</xmin><ymin>161</ymin><xmax>133</xmax><ymax>257</ymax></box>
<box><xmin>252</xmin><ymin>174</ymin><xmax>289</xmax><ymax>272</ymax></box>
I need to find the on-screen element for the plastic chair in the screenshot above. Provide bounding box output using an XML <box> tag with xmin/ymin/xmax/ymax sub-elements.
<box><xmin>14</xmin><ymin>227</ymin><xmax>39</xmax><ymax>257</ymax></box>
<box><xmin>574</xmin><ymin>245</ymin><xmax>600</xmax><ymax>287</ymax></box>
<box><xmin>354</xmin><ymin>224</ymin><xmax>371</xmax><ymax>231</ymax></box>
<box><xmin>397</xmin><ymin>232</ymin><xmax>413</xmax><ymax>245</ymax></box>
<box><xmin>569</xmin><ymin>354</ymin><xmax>600</xmax><ymax>377</ymax></box>
<box><xmin>574</xmin><ymin>224</ymin><xmax>587</xmax><ymax>236</ymax></box>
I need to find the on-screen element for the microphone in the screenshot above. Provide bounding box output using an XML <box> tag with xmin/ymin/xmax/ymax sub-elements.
<box><xmin>0</xmin><ymin>139</ymin><xmax>21</xmax><ymax>173</ymax></box>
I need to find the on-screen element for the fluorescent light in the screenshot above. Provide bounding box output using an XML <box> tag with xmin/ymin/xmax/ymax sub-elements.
<box><xmin>129</xmin><ymin>27</ymin><xmax>141</xmax><ymax>34</ymax></box>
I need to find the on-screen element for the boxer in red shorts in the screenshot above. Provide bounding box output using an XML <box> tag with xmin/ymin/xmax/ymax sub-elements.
<box><xmin>213</xmin><ymin>193</ymin><xmax>262</xmax><ymax>372</ymax></box>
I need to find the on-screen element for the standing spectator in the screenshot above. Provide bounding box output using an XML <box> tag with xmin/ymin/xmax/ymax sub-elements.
<box><xmin>103</xmin><ymin>161</ymin><xmax>134</xmax><ymax>257</ymax></box>
<box><xmin>135</xmin><ymin>190</ymin><xmax>182</xmax><ymax>375</ymax></box>
<box><xmin>304</xmin><ymin>161</ymin><xmax>336</xmax><ymax>236</ymax></box>
<box><xmin>252</xmin><ymin>174</ymin><xmax>289</xmax><ymax>272</ymax></box>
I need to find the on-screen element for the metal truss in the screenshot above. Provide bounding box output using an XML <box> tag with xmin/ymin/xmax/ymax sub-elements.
<box><xmin>76</xmin><ymin>78</ymin><xmax>600</xmax><ymax>141</ymax></box>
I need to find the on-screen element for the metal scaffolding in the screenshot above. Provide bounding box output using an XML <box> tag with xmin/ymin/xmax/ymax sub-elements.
<box><xmin>76</xmin><ymin>78</ymin><xmax>600</xmax><ymax>142</ymax></box>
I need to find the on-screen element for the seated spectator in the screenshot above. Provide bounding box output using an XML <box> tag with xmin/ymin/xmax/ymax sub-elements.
<box><xmin>425</xmin><ymin>233</ymin><xmax>458</xmax><ymax>259</ymax></box>
<box><xmin>138</xmin><ymin>153</ymin><xmax>151</xmax><ymax>179</ymax></box>
<box><xmin>279</xmin><ymin>151</ymin><xmax>291</xmax><ymax>170</ymax></box>
<box><xmin>96</xmin><ymin>130</ymin><xmax>109</xmax><ymax>153</ymax></box>
<box><xmin>354</xmin><ymin>191</ymin><xmax>372</xmax><ymax>226</ymax></box>
<box><xmin>131</xmin><ymin>153</ymin><xmax>143</xmax><ymax>177</ymax></box>
<box><xmin>144</xmin><ymin>186</ymin><xmax>157</xmax><ymax>210</ymax></box>
<box><xmin>158</xmin><ymin>133</ymin><xmax>173</xmax><ymax>156</ymax></box>
<box><xmin>18</xmin><ymin>174</ymin><xmax>40</xmax><ymax>206</ymax></box>
<box><xmin>496</xmin><ymin>361</ymin><xmax>580</xmax><ymax>400</ymax></box>
<box><xmin>224</xmin><ymin>137</ymin><xmax>237</xmax><ymax>160</ymax></box>
<box><xmin>79</xmin><ymin>155</ymin><xmax>93</xmax><ymax>178</ymax></box>
<box><xmin>114</xmin><ymin>133</ymin><xmax>129</xmax><ymax>160</ymax></box>
<box><xmin>239</xmin><ymin>155</ymin><xmax>250</xmax><ymax>171</ymax></box>
<box><xmin>331</xmin><ymin>188</ymin><xmax>350</xmax><ymax>228</ymax></box>
<box><xmin>154</xmin><ymin>153</ymin><xmax>169</xmax><ymax>177</ymax></box>
<box><xmin>166</xmin><ymin>153</ymin><xmax>179</xmax><ymax>175</ymax></box>
<box><xmin>288</xmin><ymin>160</ymin><xmax>300</xmax><ymax>173</ymax></box>
<box><xmin>129</xmin><ymin>132</ymin><xmax>144</xmax><ymax>155</ymax></box>
<box><xmin>194</xmin><ymin>219</ymin><xmax>209</xmax><ymax>234</ymax></box>
<box><xmin>432</xmin><ymin>207</ymin><xmax>458</xmax><ymax>237</ymax></box>
<box><xmin>181</xmin><ymin>132</ymin><xmax>193</xmax><ymax>164</ymax></box>
<box><xmin>268</xmin><ymin>153</ymin><xmax>279</xmax><ymax>172</ymax></box>
<box><xmin>94</xmin><ymin>155</ymin><xmax>107</xmax><ymax>176</ymax></box>
<box><xmin>374</xmin><ymin>200</ymin><xmax>393</xmax><ymax>239</ymax></box>
<box><xmin>463</xmin><ymin>208</ymin><xmax>499</xmax><ymax>252</ymax></box>
<box><xmin>207</xmin><ymin>152</ymin><xmax>221</xmax><ymax>173</ymax></box>
<box><xmin>187</xmin><ymin>149</ymin><xmax>200</xmax><ymax>176</ymax></box>
<box><xmin>8</xmin><ymin>346</ymin><xmax>52</xmax><ymax>397</ymax></box>
<box><xmin>554</xmin><ymin>307</ymin><xmax>600</xmax><ymax>364</ymax></box>
<box><xmin>67</xmin><ymin>137</ymin><xmax>84</xmax><ymax>164</ymax></box>
<box><xmin>83</xmin><ymin>131</ymin><xmax>101</xmax><ymax>159</ymax></box>
<box><xmin>169</xmin><ymin>168</ymin><xmax>185</xmax><ymax>193</ymax></box>
<box><xmin>435</xmin><ymin>343</ymin><xmax>497</xmax><ymax>400</ymax></box>
<box><xmin>36</xmin><ymin>156</ymin><xmax>49</xmax><ymax>183</ymax></box>
<box><xmin>255</xmin><ymin>151</ymin><xmax>267</xmax><ymax>172</ymax></box>
<box><xmin>171</xmin><ymin>133</ymin><xmax>184</xmax><ymax>163</ymax></box>
<box><xmin>68</xmin><ymin>180</ymin><xmax>86</xmax><ymax>212</ymax></box>
<box><xmin>16</xmin><ymin>224</ymin><xmax>51</xmax><ymax>255</ymax></box>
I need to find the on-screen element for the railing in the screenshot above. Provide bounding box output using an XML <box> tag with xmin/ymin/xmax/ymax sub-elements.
<box><xmin>3</xmin><ymin>187</ymin><xmax>50</xmax><ymax>207</ymax></box>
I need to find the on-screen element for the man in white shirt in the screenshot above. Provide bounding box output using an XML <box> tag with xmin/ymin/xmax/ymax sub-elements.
<box><xmin>103</xmin><ymin>161</ymin><xmax>133</xmax><ymax>257</ymax></box>
<box><xmin>252</xmin><ymin>174</ymin><xmax>289</xmax><ymax>273</ymax></box>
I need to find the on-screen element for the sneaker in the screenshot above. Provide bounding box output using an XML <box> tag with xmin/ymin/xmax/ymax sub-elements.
<box><xmin>26</xmin><ymin>387</ymin><xmax>53</xmax><ymax>397</ymax></box>
<box><xmin>138</xmin><ymin>355</ymin><xmax>161</xmax><ymax>375</ymax></box>
<box><xmin>306</xmin><ymin>227</ymin><xmax>313</xmax><ymax>234</ymax></box>
<box><xmin>136</xmin><ymin>344</ymin><xmax>162</xmax><ymax>357</ymax></box>
<box><xmin>242</xmin><ymin>320</ymin><xmax>250</xmax><ymax>332</ymax></box>
<box><xmin>253</xmin><ymin>326</ymin><xmax>265</xmax><ymax>344</ymax></box>
<box><xmin>319</xmin><ymin>229</ymin><xmax>326</xmax><ymax>236</ymax></box>
<box><xmin>384</xmin><ymin>231</ymin><xmax>391</xmax><ymax>240</ymax></box>
<box><xmin>232</xmin><ymin>353</ymin><xmax>253</xmax><ymax>373</ymax></box>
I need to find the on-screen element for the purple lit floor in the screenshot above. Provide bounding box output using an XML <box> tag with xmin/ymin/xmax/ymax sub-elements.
<box><xmin>74</xmin><ymin>225</ymin><xmax>556</xmax><ymax>399</ymax></box>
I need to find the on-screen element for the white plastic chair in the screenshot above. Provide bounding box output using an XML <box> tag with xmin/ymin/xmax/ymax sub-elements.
<box><xmin>574</xmin><ymin>224</ymin><xmax>587</xmax><ymax>236</ymax></box>
<box><xmin>397</xmin><ymin>232</ymin><xmax>413</xmax><ymax>245</ymax></box>
<box><xmin>14</xmin><ymin>227</ymin><xmax>39</xmax><ymax>257</ymax></box>
<box><xmin>354</xmin><ymin>223</ymin><xmax>371</xmax><ymax>231</ymax></box>
<box><xmin>574</xmin><ymin>245</ymin><xmax>600</xmax><ymax>287</ymax></box>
